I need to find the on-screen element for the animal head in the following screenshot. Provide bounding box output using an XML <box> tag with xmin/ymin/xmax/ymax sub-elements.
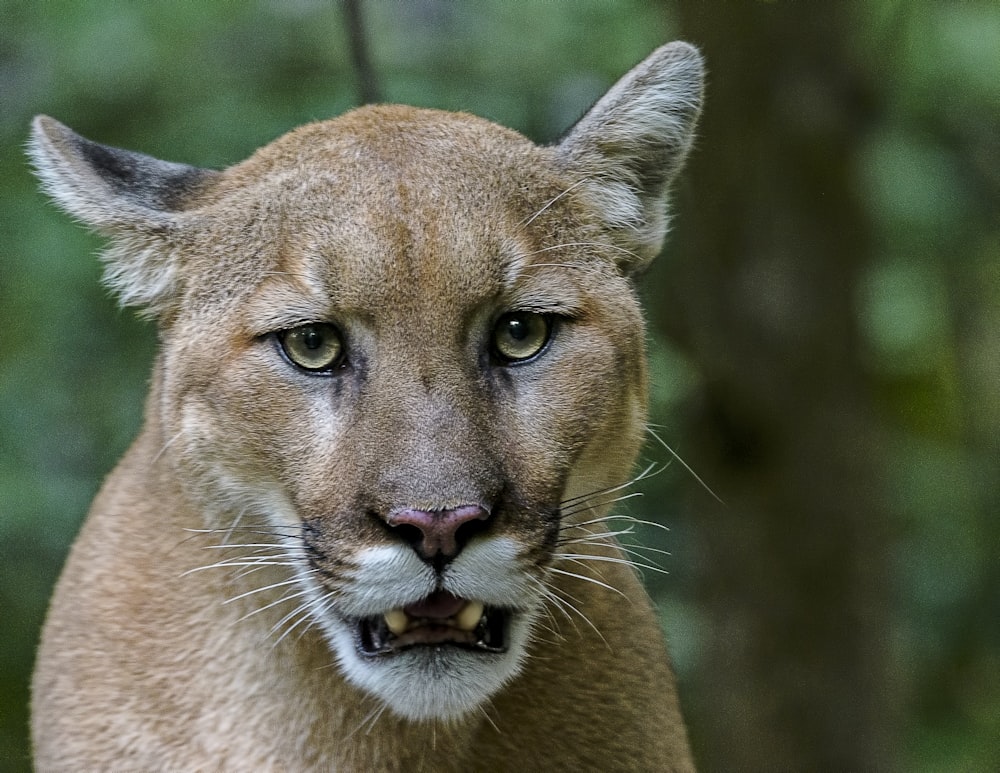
<box><xmin>29</xmin><ymin>42</ymin><xmax>703</xmax><ymax>720</ymax></box>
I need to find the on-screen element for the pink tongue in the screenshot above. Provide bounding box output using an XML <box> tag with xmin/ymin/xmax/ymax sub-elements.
<box><xmin>403</xmin><ymin>591</ymin><xmax>466</xmax><ymax>620</ymax></box>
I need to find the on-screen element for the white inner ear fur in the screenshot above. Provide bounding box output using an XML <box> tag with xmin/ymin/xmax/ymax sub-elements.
<box><xmin>27</xmin><ymin>115</ymin><xmax>211</xmax><ymax>316</ymax></box>
<box><xmin>556</xmin><ymin>42</ymin><xmax>705</xmax><ymax>268</ymax></box>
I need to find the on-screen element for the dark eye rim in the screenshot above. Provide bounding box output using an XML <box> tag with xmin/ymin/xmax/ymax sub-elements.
<box><xmin>273</xmin><ymin>322</ymin><xmax>346</xmax><ymax>375</ymax></box>
<box><xmin>491</xmin><ymin>311</ymin><xmax>557</xmax><ymax>365</ymax></box>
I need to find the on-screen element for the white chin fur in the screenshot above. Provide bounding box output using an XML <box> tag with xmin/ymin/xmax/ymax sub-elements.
<box><xmin>310</xmin><ymin>539</ymin><xmax>539</xmax><ymax>721</ymax></box>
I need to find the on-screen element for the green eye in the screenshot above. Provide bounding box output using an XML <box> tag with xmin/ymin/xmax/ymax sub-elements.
<box><xmin>493</xmin><ymin>312</ymin><xmax>552</xmax><ymax>363</ymax></box>
<box><xmin>278</xmin><ymin>323</ymin><xmax>344</xmax><ymax>373</ymax></box>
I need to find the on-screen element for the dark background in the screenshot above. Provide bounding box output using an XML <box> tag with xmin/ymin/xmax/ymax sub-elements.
<box><xmin>2</xmin><ymin>1</ymin><xmax>998</xmax><ymax>770</ymax></box>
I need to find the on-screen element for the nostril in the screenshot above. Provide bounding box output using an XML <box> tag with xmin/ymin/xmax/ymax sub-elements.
<box><xmin>386</xmin><ymin>504</ymin><xmax>490</xmax><ymax>562</ymax></box>
<box><xmin>392</xmin><ymin>522</ymin><xmax>425</xmax><ymax>552</ymax></box>
<box><xmin>454</xmin><ymin>514</ymin><xmax>489</xmax><ymax>548</ymax></box>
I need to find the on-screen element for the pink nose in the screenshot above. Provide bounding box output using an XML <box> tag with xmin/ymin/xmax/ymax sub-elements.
<box><xmin>386</xmin><ymin>505</ymin><xmax>490</xmax><ymax>561</ymax></box>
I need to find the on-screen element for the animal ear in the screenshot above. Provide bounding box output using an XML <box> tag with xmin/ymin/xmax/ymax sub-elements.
<box><xmin>556</xmin><ymin>42</ymin><xmax>704</xmax><ymax>272</ymax></box>
<box><xmin>28</xmin><ymin>115</ymin><xmax>220</xmax><ymax>315</ymax></box>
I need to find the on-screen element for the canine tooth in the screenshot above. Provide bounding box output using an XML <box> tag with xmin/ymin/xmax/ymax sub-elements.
<box><xmin>384</xmin><ymin>609</ymin><xmax>409</xmax><ymax>635</ymax></box>
<box><xmin>456</xmin><ymin>601</ymin><xmax>485</xmax><ymax>632</ymax></box>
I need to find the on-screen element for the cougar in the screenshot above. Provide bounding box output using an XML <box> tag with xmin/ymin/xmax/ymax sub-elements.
<box><xmin>29</xmin><ymin>42</ymin><xmax>703</xmax><ymax>771</ymax></box>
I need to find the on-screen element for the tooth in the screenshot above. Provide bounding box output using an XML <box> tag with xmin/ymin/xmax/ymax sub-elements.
<box><xmin>384</xmin><ymin>609</ymin><xmax>409</xmax><ymax>636</ymax></box>
<box><xmin>456</xmin><ymin>601</ymin><xmax>485</xmax><ymax>632</ymax></box>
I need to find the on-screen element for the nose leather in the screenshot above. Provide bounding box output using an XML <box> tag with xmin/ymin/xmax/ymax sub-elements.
<box><xmin>386</xmin><ymin>505</ymin><xmax>490</xmax><ymax>560</ymax></box>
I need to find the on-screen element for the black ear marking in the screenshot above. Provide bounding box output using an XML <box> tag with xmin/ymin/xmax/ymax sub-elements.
<box><xmin>73</xmin><ymin>133</ymin><xmax>216</xmax><ymax>212</ymax></box>
<box><xmin>31</xmin><ymin>115</ymin><xmax>219</xmax><ymax>217</ymax></box>
<box><xmin>27</xmin><ymin>115</ymin><xmax>222</xmax><ymax>315</ymax></box>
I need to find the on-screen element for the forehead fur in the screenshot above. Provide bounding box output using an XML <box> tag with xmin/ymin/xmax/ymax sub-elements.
<box><xmin>179</xmin><ymin>105</ymin><xmax>593</xmax><ymax>323</ymax></box>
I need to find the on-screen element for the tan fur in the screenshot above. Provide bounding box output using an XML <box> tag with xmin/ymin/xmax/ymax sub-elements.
<box><xmin>30</xmin><ymin>43</ymin><xmax>703</xmax><ymax>771</ymax></box>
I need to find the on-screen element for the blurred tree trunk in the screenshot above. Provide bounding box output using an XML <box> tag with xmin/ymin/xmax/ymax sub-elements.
<box><xmin>342</xmin><ymin>0</ymin><xmax>381</xmax><ymax>104</ymax></box>
<box><xmin>662</xmin><ymin>4</ymin><xmax>897</xmax><ymax>770</ymax></box>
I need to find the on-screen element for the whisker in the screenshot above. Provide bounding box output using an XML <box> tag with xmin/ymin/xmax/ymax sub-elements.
<box><xmin>222</xmin><ymin>506</ymin><xmax>251</xmax><ymax>545</ymax></box>
<box><xmin>273</xmin><ymin>590</ymin><xmax>338</xmax><ymax>646</ymax></box>
<box><xmin>521</xmin><ymin>578</ymin><xmax>564</xmax><ymax>636</ymax></box>
<box><xmin>198</xmin><ymin>541</ymin><xmax>296</xmax><ymax>550</ymax></box>
<box><xmin>228</xmin><ymin>563</ymin><xmax>274</xmax><ymax>581</ymax></box>
<box><xmin>233</xmin><ymin>586</ymin><xmax>314</xmax><ymax>625</ymax></box>
<box><xmin>477</xmin><ymin>702</ymin><xmax>502</xmax><ymax>735</ymax></box>
<box><xmin>151</xmin><ymin>429</ymin><xmax>184</xmax><ymax>465</ymax></box>
<box><xmin>535</xmin><ymin>578</ymin><xmax>609</xmax><ymax>648</ymax></box>
<box><xmin>228</xmin><ymin>553</ymin><xmax>306</xmax><ymax>579</ymax></box>
<box><xmin>224</xmin><ymin>577</ymin><xmax>302</xmax><ymax>605</ymax></box>
<box><xmin>345</xmin><ymin>701</ymin><xmax>389</xmax><ymax>741</ymax></box>
<box><xmin>361</xmin><ymin>703</ymin><xmax>389</xmax><ymax>737</ymax></box>
<box><xmin>559</xmin><ymin>514</ymin><xmax>630</xmax><ymax>532</ymax></box>
<box><xmin>528</xmin><ymin>579</ymin><xmax>582</xmax><ymax>635</ymax></box>
<box><xmin>183</xmin><ymin>526</ymin><xmax>304</xmax><ymax>542</ymax></box>
<box><xmin>189</xmin><ymin>553</ymin><xmax>300</xmax><ymax>567</ymax></box>
<box><xmin>259</xmin><ymin>269</ymin><xmax>312</xmax><ymax>280</ymax></box>
<box><xmin>560</xmin><ymin>490</ymin><xmax>644</xmax><ymax>520</ymax></box>
<box><xmin>296</xmin><ymin>591</ymin><xmax>337</xmax><ymax>639</ymax></box>
<box><xmin>560</xmin><ymin>537</ymin><xmax>673</xmax><ymax>562</ymax></box>
<box><xmin>197</xmin><ymin>544</ymin><xmax>305</xmax><ymax>557</ymax></box>
<box><xmin>181</xmin><ymin>558</ymin><xmax>299</xmax><ymax>577</ymax></box>
<box><xmin>519</xmin><ymin>178</ymin><xmax>591</xmax><ymax>226</ymax></box>
<box><xmin>559</xmin><ymin>462</ymin><xmax>661</xmax><ymax>509</ymax></box>
<box><xmin>528</xmin><ymin>622</ymin><xmax>566</xmax><ymax>649</ymax></box>
<box><xmin>547</xmin><ymin>566</ymin><xmax>627</xmax><ymax>599</ymax></box>
<box><xmin>562</xmin><ymin>513</ymin><xmax>672</xmax><ymax>535</ymax></box>
<box><xmin>555</xmin><ymin>551</ymin><xmax>668</xmax><ymax>577</ymax></box>
<box><xmin>559</xmin><ymin>527</ymin><xmax>636</xmax><ymax>545</ymax></box>
<box><xmin>515</xmin><ymin>241</ymin><xmax>647</xmax><ymax>265</ymax></box>
<box><xmin>269</xmin><ymin>598</ymin><xmax>317</xmax><ymax>644</ymax></box>
<box><xmin>646</xmin><ymin>425</ymin><xmax>724</xmax><ymax>504</ymax></box>
<box><xmin>184</xmin><ymin>526</ymin><xmax>301</xmax><ymax>549</ymax></box>
<box><xmin>534</xmin><ymin>598</ymin><xmax>564</xmax><ymax>640</ymax></box>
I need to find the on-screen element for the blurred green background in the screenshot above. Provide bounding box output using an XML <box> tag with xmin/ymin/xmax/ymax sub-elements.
<box><xmin>2</xmin><ymin>1</ymin><xmax>998</xmax><ymax>770</ymax></box>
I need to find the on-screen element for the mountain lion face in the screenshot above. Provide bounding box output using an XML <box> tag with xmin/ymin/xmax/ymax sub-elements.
<box><xmin>162</xmin><ymin>109</ymin><xmax>652</xmax><ymax>719</ymax></box>
<box><xmin>30</xmin><ymin>43</ymin><xmax>703</xmax><ymax>723</ymax></box>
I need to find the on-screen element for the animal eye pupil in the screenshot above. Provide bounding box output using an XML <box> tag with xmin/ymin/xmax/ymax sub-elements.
<box><xmin>303</xmin><ymin>329</ymin><xmax>324</xmax><ymax>349</ymax></box>
<box><xmin>506</xmin><ymin>318</ymin><xmax>529</xmax><ymax>341</ymax></box>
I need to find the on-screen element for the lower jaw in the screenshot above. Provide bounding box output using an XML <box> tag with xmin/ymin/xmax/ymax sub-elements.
<box><xmin>347</xmin><ymin>641</ymin><xmax>521</xmax><ymax>722</ymax></box>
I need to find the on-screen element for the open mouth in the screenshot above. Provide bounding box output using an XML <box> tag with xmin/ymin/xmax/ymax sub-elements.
<box><xmin>357</xmin><ymin>591</ymin><xmax>509</xmax><ymax>656</ymax></box>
